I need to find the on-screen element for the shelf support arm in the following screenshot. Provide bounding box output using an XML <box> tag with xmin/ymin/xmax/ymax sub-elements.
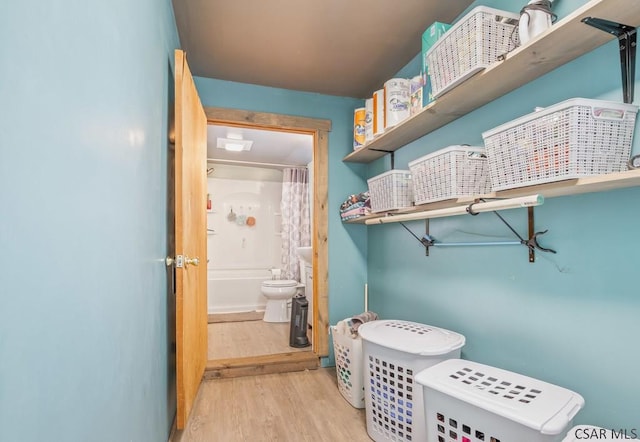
<box><xmin>528</xmin><ymin>206</ymin><xmax>535</xmax><ymax>263</ymax></box>
<box><xmin>397</xmin><ymin>201</ymin><xmax>556</xmax><ymax>263</ymax></box>
<box><xmin>367</xmin><ymin>150</ymin><xmax>395</xmax><ymax>169</ymax></box>
<box><xmin>581</xmin><ymin>17</ymin><xmax>637</xmax><ymax>104</ymax></box>
<box><xmin>487</xmin><ymin>203</ymin><xmax>556</xmax><ymax>262</ymax></box>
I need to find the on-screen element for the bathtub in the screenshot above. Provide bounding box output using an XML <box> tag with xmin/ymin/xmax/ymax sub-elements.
<box><xmin>207</xmin><ymin>268</ymin><xmax>272</xmax><ymax>314</ymax></box>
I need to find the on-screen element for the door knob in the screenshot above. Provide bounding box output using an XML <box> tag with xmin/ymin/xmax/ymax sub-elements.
<box><xmin>185</xmin><ymin>256</ymin><xmax>200</xmax><ymax>266</ymax></box>
<box><xmin>165</xmin><ymin>255</ymin><xmax>197</xmax><ymax>268</ymax></box>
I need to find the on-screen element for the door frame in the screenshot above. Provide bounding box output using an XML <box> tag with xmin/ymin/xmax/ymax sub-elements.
<box><xmin>204</xmin><ymin>106</ymin><xmax>331</xmax><ymax>358</ymax></box>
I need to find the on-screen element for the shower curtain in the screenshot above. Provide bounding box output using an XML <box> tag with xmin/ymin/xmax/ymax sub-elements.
<box><xmin>281</xmin><ymin>167</ymin><xmax>311</xmax><ymax>281</ymax></box>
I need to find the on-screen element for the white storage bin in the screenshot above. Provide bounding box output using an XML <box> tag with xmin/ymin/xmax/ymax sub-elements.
<box><xmin>367</xmin><ymin>170</ymin><xmax>413</xmax><ymax>213</ymax></box>
<box><xmin>331</xmin><ymin>325</ymin><xmax>365</xmax><ymax>409</ymax></box>
<box><xmin>426</xmin><ymin>6</ymin><xmax>520</xmax><ymax>98</ymax></box>
<box><xmin>483</xmin><ymin>98</ymin><xmax>638</xmax><ymax>191</ymax></box>
<box><xmin>359</xmin><ymin>320</ymin><xmax>466</xmax><ymax>442</ymax></box>
<box><xmin>415</xmin><ymin>359</ymin><xmax>585</xmax><ymax>442</ymax></box>
<box><xmin>408</xmin><ymin>145</ymin><xmax>491</xmax><ymax>205</ymax></box>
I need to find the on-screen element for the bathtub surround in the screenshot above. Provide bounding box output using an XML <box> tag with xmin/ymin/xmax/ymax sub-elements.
<box><xmin>207</xmin><ymin>165</ymin><xmax>283</xmax><ymax>313</ymax></box>
<box><xmin>281</xmin><ymin>167</ymin><xmax>311</xmax><ymax>281</ymax></box>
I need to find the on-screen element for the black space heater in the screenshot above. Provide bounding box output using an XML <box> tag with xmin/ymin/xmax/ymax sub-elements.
<box><xmin>289</xmin><ymin>296</ymin><xmax>310</xmax><ymax>348</ymax></box>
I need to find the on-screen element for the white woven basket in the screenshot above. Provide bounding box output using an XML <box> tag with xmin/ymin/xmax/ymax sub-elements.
<box><xmin>426</xmin><ymin>6</ymin><xmax>519</xmax><ymax>98</ymax></box>
<box><xmin>367</xmin><ymin>170</ymin><xmax>413</xmax><ymax>213</ymax></box>
<box><xmin>482</xmin><ymin>98</ymin><xmax>638</xmax><ymax>191</ymax></box>
<box><xmin>408</xmin><ymin>146</ymin><xmax>491</xmax><ymax>205</ymax></box>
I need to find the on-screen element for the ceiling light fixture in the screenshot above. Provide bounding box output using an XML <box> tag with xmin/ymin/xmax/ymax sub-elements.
<box><xmin>224</xmin><ymin>142</ymin><xmax>246</xmax><ymax>152</ymax></box>
<box><xmin>216</xmin><ymin>137</ymin><xmax>253</xmax><ymax>152</ymax></box>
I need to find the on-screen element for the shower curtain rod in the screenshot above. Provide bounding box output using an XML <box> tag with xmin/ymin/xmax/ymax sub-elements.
<box><xmin>206</xmin><ymin>158</ymin><xmax>307</xmax><ymax>169</ymax></box>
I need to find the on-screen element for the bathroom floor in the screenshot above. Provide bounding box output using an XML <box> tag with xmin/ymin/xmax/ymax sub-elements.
<box><xmin>207</xmin><ymin>313</ymin><xmax>312</xmax><ymax>360</ymax></box>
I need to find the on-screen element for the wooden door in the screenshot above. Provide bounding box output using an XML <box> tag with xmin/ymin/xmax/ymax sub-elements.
<box><xmin>174</xmin><ymin>49</ymin><xmax>208</xmax><ymax>429</ymax></box>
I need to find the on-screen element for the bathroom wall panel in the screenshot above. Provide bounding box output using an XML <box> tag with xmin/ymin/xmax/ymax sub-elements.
<box><xmin>207</xmin><ymin>170</ymin><xmax>283</xmax><ymax>313</ymax></box>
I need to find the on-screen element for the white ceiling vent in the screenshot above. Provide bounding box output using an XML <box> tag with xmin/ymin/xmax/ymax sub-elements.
<box><xmin>216</xmin><ymin>137</ymin><xmax>253</xmax><ymax>152</ymax></box>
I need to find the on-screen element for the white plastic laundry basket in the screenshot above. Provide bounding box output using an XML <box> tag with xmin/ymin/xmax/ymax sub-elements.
<box><xmin>331</xmin><ymin>325</ymin><xmax>365</xmax><ymax>408</ymax></box>
<box><xmin>359</xmin><ymin>320</ymin><xmax>466</xmax><ymax>442</ymax></box>
<box><xmin>416</xmin><ymin>359</ymin><xmax>585</xmax><ymax>442</ymax></box>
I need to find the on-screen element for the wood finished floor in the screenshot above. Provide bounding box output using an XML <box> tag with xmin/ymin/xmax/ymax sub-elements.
<box><xmin>208</xmin><ymin>316</ymin><xmax>312</xmax><ymax>360</ymax></box>
<box><xmin>173</xmin><ymin>368</ymin><xmax>371</xmax><ymax>442</ymax></box>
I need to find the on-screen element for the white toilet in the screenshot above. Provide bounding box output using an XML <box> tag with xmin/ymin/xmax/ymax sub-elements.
<box><xmin>261</xmin><ymin>279</ymin><xmax>298</xmax><ymax>322</ymax></box>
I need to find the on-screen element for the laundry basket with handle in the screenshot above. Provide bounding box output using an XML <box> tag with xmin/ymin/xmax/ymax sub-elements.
<box><xmin>358</xmin><ymin>320</ymin><xmax>465</xmax><ymax>442</ymax></box>
<box><xmin>415</xmin><ymin>359</ymin><xmax>585</xmax><ymax>442</ymax></box>
<box><xmin>331</xmin><ymin>325</ymin><xmax>365</xmax><ymax>409</ymax></box>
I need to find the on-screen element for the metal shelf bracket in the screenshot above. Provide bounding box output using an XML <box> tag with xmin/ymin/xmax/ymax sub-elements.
<box><xmin>399</xmin><ymin>202</ymin><xmax>556</xmax><ymax>263</ymax></box>
<box><xmin>367</xmin><ymin>151</ymin><xmax>395</xmax><ymax>169</ymax></box>
<box><xmin>582</xmin><ymin>17</ymin><xmax>637</xmax><ymax>104</ymax></box>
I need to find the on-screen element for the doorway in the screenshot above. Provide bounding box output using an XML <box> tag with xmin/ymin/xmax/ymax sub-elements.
<box><xmin>206</xmin><ymin>126</ymin><xmax>312</xmax><ymax>359</ymax></box>
<box><xmin>203</xmin><ymin>106</ymin><xmax>331</xmax><ymax>378</ymax></box>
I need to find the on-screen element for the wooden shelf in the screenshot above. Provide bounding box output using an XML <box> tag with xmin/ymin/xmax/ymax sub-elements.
<box><xmin>344</xmin><ymin>169</ymin><xmax>640</xmax><ymax>224</ymax></box>
<box><xmin>343</xmin><ymin>0</ymin><xmax>640</xmax><ymax>164</ymax></box>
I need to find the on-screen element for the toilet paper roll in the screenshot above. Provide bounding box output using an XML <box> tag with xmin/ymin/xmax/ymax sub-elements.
<box><xmin>384</xmin><ymin>78</ymin><xmax>410</xmax><ymax>128</ymax></box>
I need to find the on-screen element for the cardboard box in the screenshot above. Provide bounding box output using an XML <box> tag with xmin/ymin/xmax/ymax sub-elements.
<box><xmin>410</xmin><ymin>75</ymin><xmax>423</xmax><ymax>116</ymax></box>
<box><xmin>421</xmin><ymin>22</ymin><xmax>451</xmax><ymax>105</ymax></box>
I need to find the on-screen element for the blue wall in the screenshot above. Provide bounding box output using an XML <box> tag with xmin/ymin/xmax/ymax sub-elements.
<box><xmin>2</xmin><ymin>0</ymin><xmax>636</xmax><ymax>436</ymax></box>
<box><xmin>0</xmin><ymin>1</ymin><xmax>180</xmax><ymax>441</ymax></box>
<box><xmin>367</xmin><ymin>0</ymin><xmax>640</xmax><ymax>430</ymax></box>
<box><xmin>194</xmin><ymin>77</ymin><xmax>368</xmax><ymax>365</ymax></box>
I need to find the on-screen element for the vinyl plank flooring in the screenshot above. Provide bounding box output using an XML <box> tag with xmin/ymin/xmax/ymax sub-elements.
<box><xmin>173</xmin><ymin>368</ymin><xmax>371</xmax><ymax>442</ymax></box>
<box><xmin>208</xmin><ymin>311</ymin><xmax>264</xmax><ymax>323</ymax></box>
<box><xmin>208</xmin><ymin>320</ymin><xmax>310</xmax><ymax>360</ymax></box>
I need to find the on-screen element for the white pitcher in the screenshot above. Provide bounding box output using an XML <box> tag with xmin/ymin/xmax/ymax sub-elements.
<box><xmin>519</xmin><ymin>0</ymin><xmax>555</xmax><ymax>45</ymax></box>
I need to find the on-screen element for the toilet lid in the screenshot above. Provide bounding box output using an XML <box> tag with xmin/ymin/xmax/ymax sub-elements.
<box><xmin>263</xmin><ymin>279</ymin><xmax>298</xmax><ymax>288</ymax></box>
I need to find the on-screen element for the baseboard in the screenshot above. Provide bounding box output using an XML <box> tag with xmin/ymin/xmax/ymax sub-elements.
<box><xmin>204</xmin><ymin>352</ymin><xmax>319</xmax><ymax>379</ymax></box>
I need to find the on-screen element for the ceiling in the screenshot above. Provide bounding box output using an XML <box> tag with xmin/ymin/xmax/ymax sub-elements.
<box><xmin>207</xmin><ymin>124</ymin><xmax>313</xmax><ymax>168</ymax></box>
<box><xmin>172</xmin><ymin>0</ymin><xmax>474</xmax><ymax>98</ymax></box>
